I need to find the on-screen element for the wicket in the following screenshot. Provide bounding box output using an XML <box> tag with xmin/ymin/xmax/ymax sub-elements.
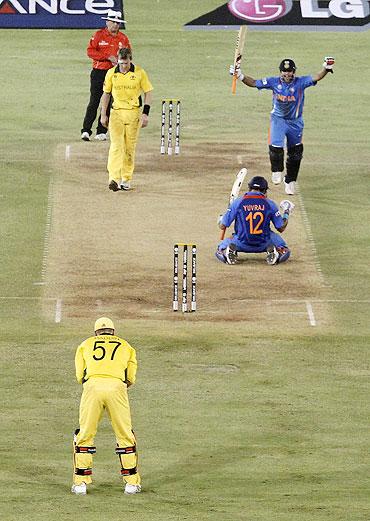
<box><xmin>173</xmin><ymin>243</ymin><xmax>196</xmax><ymax>312</ymax></box>
<box><xmin>161</xmin><ymin>99</ymin><xmax>181</xmax><ymax>155</ymax></box>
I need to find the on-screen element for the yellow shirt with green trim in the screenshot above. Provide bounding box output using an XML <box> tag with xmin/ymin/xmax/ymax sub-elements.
<box><xmin>103</xmin><ymin>63</ymin><xmax>153</xmax><ymax>110</ymax></box>
<box><xmin>75</xmin><ymin>334</ymin><xmax>137</xmax><ymax>385</ymax></box>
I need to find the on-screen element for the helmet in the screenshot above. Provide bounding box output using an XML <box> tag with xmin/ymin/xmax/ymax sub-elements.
<box><xmin>248</xmin><ymin>176</ymin><xmax>269</xmax><ymax>193</ymax></box>
<box><xmin>279</xmin><ymin>58</ymin><xmax>296</xmax><ymax>72</ymax></box>
<box><xmin>94</xmin><ymin>317</ymin><xmax>114</xmax><ymax>332</ymax></box>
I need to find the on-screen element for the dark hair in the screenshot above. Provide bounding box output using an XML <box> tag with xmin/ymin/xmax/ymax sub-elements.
<box><xmin>118</xmin><ymin>47</ymin><xmax>132</xmax><ymax>60</ymax></box>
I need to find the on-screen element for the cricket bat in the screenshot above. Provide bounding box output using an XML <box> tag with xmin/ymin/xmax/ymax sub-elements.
<box><xmin>232</xmin><ymin>26</ymin><xmax>247</xmax><ymax>95</ymax></box>
<box><xmin>220</xmin><ymin>168</ymin><xmax>248</xmax><ymax>240</ymax></box>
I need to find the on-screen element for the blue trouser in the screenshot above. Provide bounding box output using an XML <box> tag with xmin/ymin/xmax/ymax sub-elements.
<box><xmin>269</xmin><ymin>115</ymin><xmax>303</xmax><ymax>148</ymax></box>
<box><xmin>218</xmin><ymin>231</ymin><xmax>288</xmax><ymax>253</ymax></box>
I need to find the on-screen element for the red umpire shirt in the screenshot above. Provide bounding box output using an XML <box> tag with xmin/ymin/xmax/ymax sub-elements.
<box><xmin>87</xmin><ymin>27</ymin><xmax>131</xmax><ymax>70</ymax></box>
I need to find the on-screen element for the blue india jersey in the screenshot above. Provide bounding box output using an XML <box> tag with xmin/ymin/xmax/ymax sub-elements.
<box><xmin>222</xmin><ymin>192</ymin><xmax>284</xmax><ymax>246</ymax></box>
<box><xmin>255</xmin><ymin>76</ymin><xmax>316</xmax><ymax>119</ymax></box>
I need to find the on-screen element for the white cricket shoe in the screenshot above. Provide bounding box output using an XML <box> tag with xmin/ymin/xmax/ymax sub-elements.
<box><xmin>225</xmin><ymin>244</ymin><xmax>238</xmax><ymax>265</ymax></box>
<box><xmin>81</xmin><ymin>132</ymin><xmax>90</xmax><ymax>141</ymax></box>
<box><xmin>271</xmin><ymin>171</ymin><xmax>283</xmax><ymax>185</ymax></box>
<box><xmin>120</xmin><ymin>181</ymin><xmax>131</xmax><ymax>191</ymax></box>
<box><xmin>284</xmin><ymin>180</ymin><xmax>296</xmax><ymax>195</ymax></box>
<box><xmin>95</xmin><ymin>133</ymin><xmax>108</xmax><ymax>141</ymax></box>
<box><xmin>266</xmin><ymin>245</ymin><xmax>279</xmax><ymax>266</ymax></box>
<box><xmin>124</xmin><ymin>483</ymin><xmax>142</xmax><ymax>495</ymax></box>
<box><xmin>71</xmin><ymin>482</ymin><xmax>87</xmax><ymax>495</ymax></box>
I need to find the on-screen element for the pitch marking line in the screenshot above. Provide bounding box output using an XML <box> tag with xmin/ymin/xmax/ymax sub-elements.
<box><xmin>305</xmin><ymin>301</ymin><xmax>316</xmax><ymax>326</ymax></box>
<box><xmin>65</xmin><ymin>145</ymin><xmax>71</xmax><ymax>161</ymax></box>
<box><xmin>40</xmin><ymin>174</ymin><xmax>55</xmax><ymax>284</ymax></box>
<box><xmin>1</xmin><ymin>298</ymin><xmax>369</xmax><ymax>303</ymax></box>
<box><xmin>55</xmin><ymin>299</ymin><xmax>62</xmax><ymax>323</ymax></box>
<box><xmin>297</xmin><ymin>190</ymin><xmax>328</xmax><ymax>288</ymax></box>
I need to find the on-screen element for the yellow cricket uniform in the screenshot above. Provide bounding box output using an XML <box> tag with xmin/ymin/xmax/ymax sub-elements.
<box><xmin>103</xmin><ymin>64</ymin><xmax>153</xmax><ymax>184</ymax></box>
<box><xmin>73</xmin><ymin>334</ymin><xmax>140</xmax><ymax>486</ymax></box>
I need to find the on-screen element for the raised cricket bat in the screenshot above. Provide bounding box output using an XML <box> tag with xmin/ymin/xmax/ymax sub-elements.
<box><xmin>220</xmin><ymin>168</ymin><xmax>248</xmax><ymax>240</ymax></box>
<box><xmin>232</xmin><ymin>26</ymin><xmax>247</xmax><ymax>95</ymax></box>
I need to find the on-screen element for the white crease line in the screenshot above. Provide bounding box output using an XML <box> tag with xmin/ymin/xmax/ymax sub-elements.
<box><xmin>1</xmin><ymin>297</ymin><xmax>370</xmax><ymax>304</ymax></box>
<box><xmin>237</xmin><ymin>154</ymin><xmax>243</xmax><ymax>165</ymax></box>
<box><xmin>305</xmin><ymin>301</ymin><xmax>316</xmax><ymax>327</ymax></box>
<box><xmin>297</xmin><ymin>190</ymin><xmax>329</xmax><ymax>288</ymax></box>
<box><xmin>0</xmin><ymin>297</ymin><xmax>370</xmax><ymax>303</ymax></box>
<box><xmin>65</xmin><ymin>145</ymin><xmax>71</xmax><ymax>161</ymax></box>
<box><xmin>55</xmin><ymin>299</ymin><xmax>62</xmax><ymax>323</ymax></box>
<box><xmin>40</xmin><ymin>174</ymin><xmax>55</xmax><ymax>284</ymax></box>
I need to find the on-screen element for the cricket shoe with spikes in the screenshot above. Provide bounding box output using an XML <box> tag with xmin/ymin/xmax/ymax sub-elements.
<box><xmin>284</xmin><ymin>180</ymin><xmax>296</xmax><ymax>195</ymax></box>
<box><xmin>95</xmin><ymin>133</ymin><xmax>108</xmax><ymax>141</ymax></box>
<box><xmin>266</xmin><ymin>245</ymin><xmax>279</xmax><ymax>265</ymax></box>
<box><xmin>271</xmin><ymin>171</ymin><xmax>283</xmax><ymax>184</ymax></box>
<box><xmin>215</xmin><ymin>249</ymin><xmax>227</xmax><ymax>264</ymax></box>
<box><xmin>124</xmin><ymin>483</ymin><xmax>141</xmax><ymax>495</ymax></box>
<box><xmin>120</xmin><ymin>181</ymin><xmax>131</xmax><ymax>191</ymax></box>
<box><xmin>109</xmin><ymin>180</ymin><xmax>120</xmax><ymax>192</ymax></box>
<box><xmin>71</xmin><ymin>482</ymin><xmax>87</xmax><ymax>495</ymax></box>
<box><xmin>225</xmin><ymin>243</ymin><xmax>238</xmax><ymax>265</ymax></box>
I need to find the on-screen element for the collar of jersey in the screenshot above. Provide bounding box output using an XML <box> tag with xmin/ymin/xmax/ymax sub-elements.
<box><xmin>243</xmin><ymin>193</ymin><xmax>266</xmax><ymax>199</ymax></box>
<box><xmin>114</xmin><ymin>63</ymin><xmax>135</xmax><ymax>74</ymax></box>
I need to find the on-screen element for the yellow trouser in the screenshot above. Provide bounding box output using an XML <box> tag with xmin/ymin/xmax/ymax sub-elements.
<box><xmin>73</xmin><ymin>377</ymin><xmax>140</xmax><ymax>486</ymax></box>
<box><xmin>107</xmin><ymin>108</ymin><xmax>141</xmax><ymax>183</ymax></box>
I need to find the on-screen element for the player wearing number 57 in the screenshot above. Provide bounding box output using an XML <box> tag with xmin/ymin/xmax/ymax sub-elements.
<box><xmin>71</xmin><ymin>317</ymin><xmax>141</xmax><ymax>495</ymax></box>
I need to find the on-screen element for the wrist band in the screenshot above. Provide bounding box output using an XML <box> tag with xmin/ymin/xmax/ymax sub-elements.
<box><xmin>283</xmin><ymin>212</ymin><xmax>289</xmax><ymax>220</ymax></box>
<box><xmin>143</xmin><ymin>104</ymin><xmax>150</xmax><ymax>115</ymax></box>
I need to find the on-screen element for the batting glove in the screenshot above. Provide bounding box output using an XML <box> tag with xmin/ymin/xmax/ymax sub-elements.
<box><xmin>323</xmin><ymin>56</ymin><xmax>335</xmax><ymax>73</ymax></box>
<box><xmin>229</xmin><ymin>64</ymin><xmax>244</xmax><ymax>81</ymax></box>
<box><xmin>280</xmin><ymin>200</ymin><xmax>295</xmax><ymax>217</ymax></box>
<box><xmin>217</xmin><ymin>214</ymin><xmax>224</xmax><ymax>226</ymax></box>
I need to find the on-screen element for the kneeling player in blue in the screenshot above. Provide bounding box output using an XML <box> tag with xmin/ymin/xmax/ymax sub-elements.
<box><xmin>216</xmin><ymin>176</ymin><xmax>294</xmax><ymax>266</ymax></box>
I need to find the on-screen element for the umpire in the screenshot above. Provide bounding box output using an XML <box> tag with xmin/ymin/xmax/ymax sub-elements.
<box><xmin>72</xmin><ymin>317</ymin><xmax>141</xmax><ymax>495</ymax></box>
<box><xmin>81</xmin><ymin>10</ymin><xmax>131</xmax><ymax>142</ymax></box>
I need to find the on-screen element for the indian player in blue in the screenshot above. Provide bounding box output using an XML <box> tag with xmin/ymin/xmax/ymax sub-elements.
<box><xmin>216</xmin><ymin>176</ymin><xmax>294</xmax><ymax>266</ymax></box>
<box><xmin>230</xmin><ymin>57</ymin><xmax>335</xmax><ymax>195</ymax></box>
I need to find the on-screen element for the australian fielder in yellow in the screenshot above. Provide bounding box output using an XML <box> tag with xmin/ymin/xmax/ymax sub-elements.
<box><xmin>101</xmin><ymin>47</ymin><xmax>153</xmax><ymax>192</ymax></box>
<box><xmin>71</xmin><ymin>317</ymin><xmax>141</xmax><ymax>495</ymax></box>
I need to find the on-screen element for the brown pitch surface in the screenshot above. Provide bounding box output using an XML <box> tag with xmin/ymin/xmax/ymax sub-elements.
<box><xmin>43</xmin><ymin>141</ymin><xmax>331</xmax><ymax>329</ymax></box>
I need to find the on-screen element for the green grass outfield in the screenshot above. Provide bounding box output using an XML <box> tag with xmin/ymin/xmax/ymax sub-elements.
<box><xmin>1</xmin><ymin>1</ymin><xmax>370</xmax><ymax>519</ymax></box>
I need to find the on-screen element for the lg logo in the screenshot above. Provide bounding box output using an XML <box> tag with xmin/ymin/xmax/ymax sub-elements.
<box><xmin>228</xmin><ymin>0</ymin><xmax>369</xmax><ymax>22</ymax></box>
<box><xmin>227</xmin><ymin>0</ymin><xmax>292</xmax><ymax>22</ymax></box>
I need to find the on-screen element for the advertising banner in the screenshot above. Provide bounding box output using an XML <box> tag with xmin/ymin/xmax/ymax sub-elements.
<box><xmin>0</xmin><ymin>0</ymin><xmax>124</xmax><ymax>29</ymax></box>
<box><xmin>185</xmin><ymin>0</ymin><xmax>370</xmax><ymax>31</ymax></box>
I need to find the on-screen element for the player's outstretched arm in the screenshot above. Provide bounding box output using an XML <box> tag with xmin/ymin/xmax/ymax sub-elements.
<box><xmin>229</xmin><ymin>64</ymin><xmax>256</xmax><ymax>88</ymax></box>
<box><xmin>313</xmin><ymin>56</ymin><xmax>335</xmax><ymax>82</ymax></box>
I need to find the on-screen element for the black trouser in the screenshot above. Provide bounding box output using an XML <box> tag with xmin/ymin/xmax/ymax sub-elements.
<box><xmin>81</xmin><ymin>69</ymin><xmax>110</xmax><ymax>136</ymax></box>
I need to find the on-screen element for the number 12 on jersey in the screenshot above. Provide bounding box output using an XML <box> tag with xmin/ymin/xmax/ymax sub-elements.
<box><xmin>246</xmin><ymin>211</ymin><xmax>264</xmax><ymax>234</ymax></box>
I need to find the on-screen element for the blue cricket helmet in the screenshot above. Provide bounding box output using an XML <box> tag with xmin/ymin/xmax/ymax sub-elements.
<box><xmin>248</xmin><ymin>176</ymin><xmax>269</xmax><ymax>193</ymax></box>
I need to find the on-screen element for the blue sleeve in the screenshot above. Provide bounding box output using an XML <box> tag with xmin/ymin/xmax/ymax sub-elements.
<box><xmin>221</xmin><ymin>196</ymin><xmax>242</xmax><ymax>227</ymax></box>
<box><xmin>300</xmin><ymin>75</ymin><xmax>316</xmax><ymax>89</ymax></box>
<box><xmin>269</xmin><ymin>200</ymin><xmax>284</xmax><ymax>229</ymax></box>
<box><xmin>255</xmin><ymin>77</ymin><xmax>276</xmax><ymax>90</ymax></box>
